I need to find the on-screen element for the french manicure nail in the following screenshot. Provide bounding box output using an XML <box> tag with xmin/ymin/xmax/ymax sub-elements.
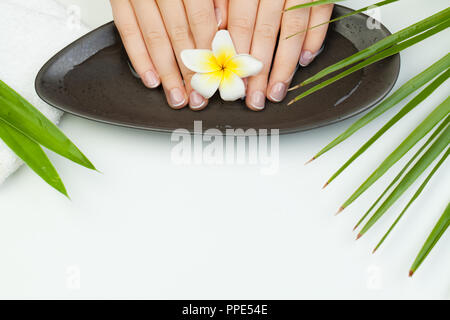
<box><xmin>190</xmin><ymin>91</ymin><xmax>206</xmax><ymax>110</ymax></box>
<box><xmin>143</xmin><ymin>70</ymin><xmax>160</xmax><ymax>88</ymax></box>
<box><xmin>169</xmin><ymin>88</ymin><xmax>186</xmax><ymax>108</ymax></box>
<box><xmin>269</xmin><ymin>82</ymin><xmax>287</xmax><ymax>102</ymax></box>
<box><xmin>250</xmin><ymin>91</ymin><xmax>266</xmax><ymax>110</ymax></box>
<box><xmin>299</xmin><ymin>51</ymin><xmax>315</xmax><ymax>67</ymax></box>
<box><xmin>215</xmin><ymin>8</ymin><xmax>222</xmax><ymax>27</ymax></box>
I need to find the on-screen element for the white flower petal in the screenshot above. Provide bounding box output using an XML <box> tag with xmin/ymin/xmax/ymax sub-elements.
<box><xmin>212</xmin><ymin>30</ymin><xmax>237</xmax><ymax>65</ymax></box>
<box><xmin>181</xmin><ymin>49</ymin><xmax>221</xmax><ymax>73</ymax></box>
<box><xmin>227</xmin><ymin>54</ymin><xmax>263</xmax><ymax>78</ymax></box>
<box><xmin>191</xmin><ymin>71</ymin><xmax>223</xmax><ymax>99</ymax></box>
<box><xmin>219</xmin><ymin>70</ymin><xmax>246</xmax><ymax>101</ymax></box>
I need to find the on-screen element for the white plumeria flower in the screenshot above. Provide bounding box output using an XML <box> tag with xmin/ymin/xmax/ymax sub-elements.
<box><xmin>181</xmin><ymin>30</ymin><xmax>263</xmax><ymax>102</ymax></box>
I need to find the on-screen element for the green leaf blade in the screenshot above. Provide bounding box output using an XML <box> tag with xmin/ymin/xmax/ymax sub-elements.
<box><xmin>342</xmin><ymin>96</ymin><xmax>450</xmax><ymax>210</ymax></box>
<box><xmin>312</xmin><ymin>53</ymin><xmax>450</xmax><ymax>159</ymax></box>
<box><xmin>300</xmin><ymin>7</ymin><xmax>450</xmax><ymax>85</ymax></box>
<box><xmin>359</xmin><ymin>126</ymin><xmax>450</xmax><ymax>235</ymax></box>
<box><xmin>327</xmin><ymin>68</ymin><xmax>450</xmax><ymax>185</ymax></box>
<box><xmin>290</xmin><ymin>20</ymin><xmax>450</xmax><ymax>103</ymax></box>
<box><xmin>0</xmin><ymin>118</ymin><xmax>68</xmax><ymax>197</ymax></box>
<box><xmin>374</xmin><ymin>148</ymin><xmax>449</xmax><ymax>252</ymax></box>
<box><xmin>354</xmin><ymin>115</ymin><xmax>450</xmax><ymax>230</ymax></box>
<box><xmin>0</xmin><ymin>80</ymin><xmax>95</xmax><ymax>171</ymax></box>
<box><xmin>410</xmin><ymin>203</ymin><xmax>450</xmax><ymax>277</ymax></box>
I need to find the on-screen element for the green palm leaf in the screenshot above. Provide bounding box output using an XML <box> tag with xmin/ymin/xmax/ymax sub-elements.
<box><xmin>0</xmin><ymin>118</ymin><xmax>67</xmax><ymax>196</ymax></box>
<box><xmin>299</xmin><ymin>7</ymin><xmax>450</xmax><ymax>86</ymax></box>
<box><xmin>288</xmin><ymin>20</ymin><xmax>450</xmax><ymax>102</ymax></box>
<box><xmin>0</xmin><ymin>80</ymin><xmax>95</xmax><ymax>170</ymax></box>
<box><xmin>354</xmin><ymin>116</ymin><xmax>450</xmax><ymax>230</ymax></box>
<box><xmin>409</xmin><ymin>203</ymin><xmax>450</xmax><ymax>277</ymax></box>
<box><xmin>339</xmin><ymin>96</ymin><xmax>450</xmax><ymax>212</ymax></box>
<box><xmin>326</xmin><ymin>68</ymin><xmax>450</xmax><ymax>187</ymax></box>
<box><xmin>309</xmin><ymin>53</ymin><xmax>450</xmax><ymax>161</ymax></box>
<box><xmin>374</xmin><ymin>148</ymin><xmax>449</xmax><ymax>252</ymax></box>
<box><xmin>358</xmin><ymin>122</ymin><xmax>450</xmax><ymax>236</ymax></box>
<box><xmin>303</xmin><ymin>5</ymin><xmax>450</xmax><ymax>275</ymax></box>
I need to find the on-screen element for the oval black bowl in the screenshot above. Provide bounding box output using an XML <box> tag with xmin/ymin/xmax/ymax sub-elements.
<box><xmin>35</xmin><ymin>5</ymin><xmax>400</xmax><ymax>134</ymax></box>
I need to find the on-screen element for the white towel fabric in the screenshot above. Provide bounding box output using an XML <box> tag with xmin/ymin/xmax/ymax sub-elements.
<box><xmin>0</xmin><ymin>0</ymin><xmax>90</xmax><ymax>185</ymax></box>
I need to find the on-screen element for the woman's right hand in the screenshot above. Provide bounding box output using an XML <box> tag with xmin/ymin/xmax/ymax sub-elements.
<box><xmin>110</xmin><ymin>0</ymin><xmax>228</xmax><ymax>110</ymax></box>
<box><xmin>227</xmin><ymin>0</ymin><xmax>333</xmax><ymax>111</ymax></box>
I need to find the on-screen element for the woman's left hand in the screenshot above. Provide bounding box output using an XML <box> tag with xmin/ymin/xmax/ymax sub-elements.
<box><xmin>227</xmin><ymin>0</ymin><xmax>334</xmax><ymax>111</ymax></box>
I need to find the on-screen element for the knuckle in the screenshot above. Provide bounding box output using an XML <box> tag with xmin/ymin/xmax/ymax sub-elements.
<box><xmin>118</xmin><ymin>22</ymin><xmax>139</xmax><ymax>38</ymax></box>
<box><xmin>283</xmin><ymin>16</ymin><xmax>306</xmax><ymax>35</ymax></box>
<box><xmin>228</xmin><ymin>17</ymin><xmax>254</xmax><ymax>35</ymax></box>
<box><xmin>189</xmin><ymin>9</ymin><xmax>212</xmax><ymax>28</ymax></box>
<box><xmin>255</xmin><ymin>23</ymin><xmax>277</xmax><ymax>40</ymax></box>
<box><xmin>144</xmin><ymin>30</ymin><xmax>166</xmax><ymax>48</ymax></box>
<box><xmin>159</xmin><ymin>70</ymin><xmax>180</xmax><ymax>84</ymax></box>
<box><xmin>170</xmin><ymin>25</ymin><xmax>190</xmax><ymax>43</ymax></box>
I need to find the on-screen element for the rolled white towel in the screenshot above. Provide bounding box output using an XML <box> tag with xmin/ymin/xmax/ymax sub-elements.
<box><xmin>0</xmin><ymin>0</ymin><xmax>90</xmax><ymax>185</ymax></box>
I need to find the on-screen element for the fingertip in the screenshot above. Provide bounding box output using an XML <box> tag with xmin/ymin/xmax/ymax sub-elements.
<box><xmin>299</xmin><ymin>50</ymin><xmax>315</xmax><ymax>67</ymax></box>
<box><xmin>246</xmin><ymin>90</ymin><xmax>266</xmax><ymax>112</ymax></box>
<box><xmin>299</xmin><ymin>45</ymin><xmax>324</xmax><ymax>67</ymax></box>
<box><xmin>167</xmin><ymin>87</ymin><xmax>188</xmax><ymax>109</ymax></box>
<box><xmin>171</xmin><ymin>101</ymin><xmax>188</xmax><ymax>110</ymax></box>
<box><xmin>214</xmin><ymin>1</ymin><xmax>228</xmax><ymax>29</ymax></box>
<box><xmin>170</xmin><ymin>103</ymin><xmax>188</xmax><ymax>110</ymax></box>
<box><xmin>267</xmin><ymin>82</ymin><xmax>287</xmax><ymax>103</ymax></box>
<box><xmin>189</xmin><ymin>91</ymin><xmax>208</xmax><ymax>111</ymax></box>
<box><xmin>190</xmin><ymin>104</ymin><xmax>208</xmax><ymax>111</ymax></box>
<box><xmin>215</xmin><ymin>8</ymin><xmax>223</xmax><ymax>29</ymax></box>
<box><xmin>142</xmin><ymin>70</ymin><xmax>161</xmax><ymax>88</ymax></box>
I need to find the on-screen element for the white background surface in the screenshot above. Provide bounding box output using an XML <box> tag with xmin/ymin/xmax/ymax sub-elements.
<box><xmin>0</xmin><ymin>0</ymin><xmax>449</xmax><ymax>299</ymax></box>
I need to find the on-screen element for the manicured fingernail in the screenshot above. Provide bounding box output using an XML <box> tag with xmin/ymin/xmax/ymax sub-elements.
<box><xmin>299</xmin><ymin>51</ymin><xmax>315</xmax><ymax>67</ymax></box>
<box><xmin>169</xmin><ymin>88</ymin><xmax>186</xmax><ymax>108</ymax></box>
<box><xmin>190</xmin><ymin>91</ymin><xmax>206</xmax><ymax>110</ymax></box>
<box><xmin>215</xmin><ymin>8</ymin><xmax>222</xmax><ymax>27</ymax></box>
<box><xmin>143</xmin><ymin>70</ymin><xmax>160</xmax><ymax>88</ymax></box>
<box><xmin>250</xmin><ymin>91</ymin><xmax>265</xmax><ymax>110</ymax></box>
<box><xmin>269</xmin><ymin>82</ymin><xmax>287</xmax><ymax>102</ymax></box>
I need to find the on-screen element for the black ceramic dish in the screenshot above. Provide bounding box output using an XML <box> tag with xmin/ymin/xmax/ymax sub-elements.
<box><xmin>35</xmin><ymin>5</ymin><xmax>400</xmax><ymax>134</ymax></box>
